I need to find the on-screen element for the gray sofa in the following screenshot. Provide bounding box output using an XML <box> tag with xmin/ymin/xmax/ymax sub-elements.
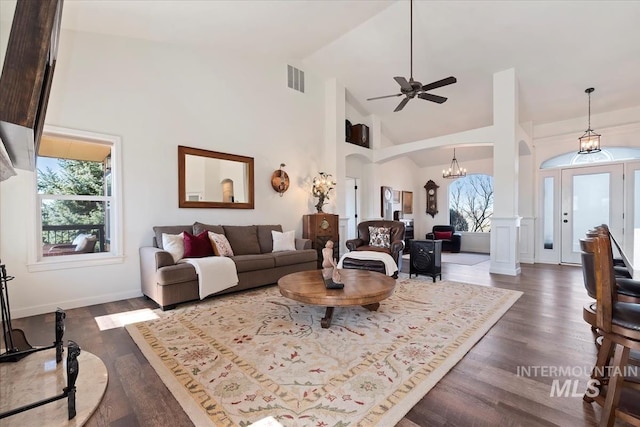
<box><xmin>139</xmin><ymin>222</ymin><xmax>317</xmax><ymax>310</ymax></box>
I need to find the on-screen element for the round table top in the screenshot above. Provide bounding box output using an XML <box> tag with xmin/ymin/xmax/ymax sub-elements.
<box><xmin>278</xmin><ymin>269</ymin><xmax>396</xmax><ymax>307</ymax></box>
<box><xmin>0</xmin><ymin>347</ymin><xmax>108</xmax><ymax>427</ymax></box>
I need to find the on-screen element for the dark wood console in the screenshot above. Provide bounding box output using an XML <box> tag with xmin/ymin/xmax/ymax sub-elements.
<box><xmin>303</xmin><ymin>213</ymin><xmax>339</xmax><ymax>268</ymax></box>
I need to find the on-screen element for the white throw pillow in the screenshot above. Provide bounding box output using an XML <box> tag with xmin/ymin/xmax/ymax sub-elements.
<box><xmin>75</xmin><ymin>235</ymin><xmax>97</xmax><ymax>252</ymax></box>
<box><xmin>162</xmin><ymin>232</ymin><xmax>185</xmax><ymax>263</ymax></box>
<box><xmin>272</xmin><ymin>230</ymin><xmax>296</xmax><ymax>252</ymax></box>
<box><xmin>72</xmin><ymin>233</ymin><xmax>89</xmax><ymax>246</ymax></box>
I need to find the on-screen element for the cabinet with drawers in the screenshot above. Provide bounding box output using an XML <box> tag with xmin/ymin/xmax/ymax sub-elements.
<box><xmin>303</xmin><ymin>213</ymin><xmax>339</xmax><ymax>268</ymax></box>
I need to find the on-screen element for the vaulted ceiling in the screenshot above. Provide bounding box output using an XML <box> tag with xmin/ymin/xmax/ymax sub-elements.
<box><xmin>3</xmin><ymin>0</ymin><xmax>639</xmax><ymax>168</ymax></box>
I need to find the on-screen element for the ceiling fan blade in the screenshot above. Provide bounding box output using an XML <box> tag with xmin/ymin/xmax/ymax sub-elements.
<box><xmin>394</xmin><ymin>97</ymin><xmax>410</xmax><ymax>112</ymax></box>
<box><xmin>394</xmin><ymin>76</ymin><xmax>412</xmax><ymax>91</ymax></box>
<box><xmin>421</xmin><ymin>76</ymin><xmax>457</xmax><ymax>92</ymax></box>
<box><xmin>367</xmin><ymin>93</ymin><xmax>402</xmax><ymax>101</ymax></box>
<box><xmin>418</xmin><ymin>92</ymin><xmax>448</xmax><ymax>104</ymax></box>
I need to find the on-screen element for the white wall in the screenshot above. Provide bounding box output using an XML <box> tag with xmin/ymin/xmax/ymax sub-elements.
<box><xmin>460</xmin><ymin>232</ymin><xmax>491</xmax><ymax>253</ymax></box>
<box><xmin>0</xmin><ymin>29</ymin><xmax>328</xmax><ymax>318</ymax></box>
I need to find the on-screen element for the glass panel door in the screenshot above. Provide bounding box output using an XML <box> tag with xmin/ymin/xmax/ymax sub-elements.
<box><xmin>560</xmin><ymin>164</ymin><xmax>623</xmax><ymax>264</ymax></box>
<box><xmin>625</xmin><ymin>161</ymin><xmax>640</xmax><ymax>273</ymax></box>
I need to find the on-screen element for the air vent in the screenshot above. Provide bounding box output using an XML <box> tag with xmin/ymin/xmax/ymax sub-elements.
<box><xmin>287</xmin><ymin>65</ymin><xmax>304</xmax><ymax>93</ymax></box>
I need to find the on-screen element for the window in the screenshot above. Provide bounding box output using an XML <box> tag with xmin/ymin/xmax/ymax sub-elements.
<box><xmin>542</xmin><ymin>176</ymin><xmax>554</xmax><ymax>249</ymax></box>
<box><xmin>32</xmin><ymin>126</ymin><xmax>122</xmax><ymax>268</ymax></box>
<box><xmin>448</xmin><ymin>174</ymin><xmax>494</xmax><ymax>232</ymax></box>
<box><xmin>540</xmin><ymin>147</ymin><xmax>640</xmax><ymax>169</ymax></box>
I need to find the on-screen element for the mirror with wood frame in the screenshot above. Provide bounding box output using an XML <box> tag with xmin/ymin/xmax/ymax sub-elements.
<box><xmin>178</xmin><ymin>145</ymin><xmax>254</xmax><ymax>209</ymax></box>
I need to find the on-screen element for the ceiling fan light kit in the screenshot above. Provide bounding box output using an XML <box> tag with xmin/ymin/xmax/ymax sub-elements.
<box><xmin>443</xmin><ymin>149</ymin><xmax>466</xmax><ymax>179</ymax></box>
<box><xmin>367</xmin><ymin>0</ymin><xmax>457</xmax><ymax>112</ymax></box>
<box><xmin>578</xmin><ymin>87</ymin><xmax>601</xmax><ymax>154</ymax></box>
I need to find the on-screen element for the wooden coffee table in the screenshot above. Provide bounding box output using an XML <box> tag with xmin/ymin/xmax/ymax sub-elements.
<box><xmin>278</xmin><ymin>269</ymin><xmax>396</xmax><ymax>328</ymax></box>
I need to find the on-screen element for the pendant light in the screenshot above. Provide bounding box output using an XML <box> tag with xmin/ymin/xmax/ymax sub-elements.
<box><xmin>442</xmin><ymin>148</ymin><xmax>466</xmax><ymax>179</ymax></box>
<box><xmin>578</xmin><ymin>87</ymin><xmax>601</xmax><ymax>154</ymax></box>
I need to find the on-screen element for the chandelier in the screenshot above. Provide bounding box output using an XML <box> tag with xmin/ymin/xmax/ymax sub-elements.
<box><xmin>578</xmin><ymin>87</ymin><xmax>601</xmax><ymax>154</ymax></box>
<box><xmin>442</xmin><ymin>148</ymin><xmax>466</xmax><ymax>179</ymax></box>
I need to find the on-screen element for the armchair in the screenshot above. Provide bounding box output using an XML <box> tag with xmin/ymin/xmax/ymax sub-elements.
<box><xmin>426</xmin><ymin>225</ymin><xmax>461</xmax><ymax>253</ymax></box>
<box><xmin>345</xmin><ymin>220</ymin><xmax>405</xmax><ymax>268</ymax></box>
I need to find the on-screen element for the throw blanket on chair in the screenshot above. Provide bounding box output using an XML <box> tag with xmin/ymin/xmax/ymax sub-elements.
<box><xmin>337</xmin><ymin>251</ymin><xmax>398</xmax><ymax>276</ymax></box>
<box><xmin>178</xmin><ymin>257</ymin><xmax>238</xmax><ymax>299</ymax></box>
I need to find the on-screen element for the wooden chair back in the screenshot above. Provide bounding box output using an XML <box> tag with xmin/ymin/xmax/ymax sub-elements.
<box><xmin>580</xmin><ymin>231</ymin><xmax>616</xmax><ymax>334</ymax></box>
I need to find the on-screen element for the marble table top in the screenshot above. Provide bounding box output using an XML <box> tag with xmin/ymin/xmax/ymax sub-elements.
<box><xmin>0</xmin><ymin>346</ymin><xmax>108</xmax><ymax>426</ymax></box>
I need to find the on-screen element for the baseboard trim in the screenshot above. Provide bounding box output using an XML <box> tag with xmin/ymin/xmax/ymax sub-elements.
<box><xmin>11</xmin><ymin>290</ymin><xmax>143</xmax><ymax>319</ymax></box>
<box><xmin>489</xmin><ymin>263</ymin><xmax>522</xmax><ymax>276</ymax></box>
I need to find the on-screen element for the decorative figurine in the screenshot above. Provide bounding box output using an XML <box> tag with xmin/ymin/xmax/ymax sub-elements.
<box><xmin>322</xmin><ymin>240</ymin><xmax>336</xmax><ymax>269</ymax></box>
<box><xmin>322</xmin><ymin>240</ymin><xmax>343</xmax><ymax>289</ymax></box>
<box><xmin>332</xmin><ymin>266</ymin><xmax>342</xmax><ymax>285</ymax></box>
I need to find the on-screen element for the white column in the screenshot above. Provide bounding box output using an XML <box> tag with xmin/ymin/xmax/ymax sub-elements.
<box><xmin>369</xmin><ymin>115</ymin><xmax>382</xmax><ymax>150</ymax></box>
<box><xmin>490</xmin><ymin>69</ymin><xmax>521</xmax><ymax>276</ymax></box>
<box><xmin>491</xmin><ymin>217</ymin><xmax>522</xmax><ymax>275</ymax></box>
<box><xmin>324</xmin><ymin>78</ymin><xmax>345</xmax><ymax>216</ymax></box>
<box><xmin>365</xmin><ymin>115</ymin><xmax>383</xmax><ymax>220</ymax></box>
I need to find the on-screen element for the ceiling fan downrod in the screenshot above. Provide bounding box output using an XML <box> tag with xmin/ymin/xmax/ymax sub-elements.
<box><xmin>410</xmin><ymin>0</ymin><xmax>413</xmax><ymax>81</ymax></box>
<box><xmin>365</xmin><ymin>0</ymin><xmax>457</xmax><ymax>112</ymax></box>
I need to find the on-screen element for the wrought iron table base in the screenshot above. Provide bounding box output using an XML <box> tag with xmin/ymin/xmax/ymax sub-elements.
<box><xmin>0</xmin><ymin>340</ymin><xmax>81</xmax><ymax>420</ymax></box>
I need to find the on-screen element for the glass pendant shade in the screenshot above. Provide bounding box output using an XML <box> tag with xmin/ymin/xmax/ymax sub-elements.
<box><xmin>578</xmin><ymin>130</ymin><xmax>601</xmax><ymax>154</ymax></box>
<box><xmin>578</xmin><ymin>88</ymin><xmax>601</xmax><ymax>154</ymax></box>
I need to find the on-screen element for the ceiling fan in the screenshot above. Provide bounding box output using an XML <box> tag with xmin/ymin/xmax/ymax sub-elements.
<box><xmin>367</xmin><ymin>0</ymin><xmax>457</xmax><ymax>112</ymax></box>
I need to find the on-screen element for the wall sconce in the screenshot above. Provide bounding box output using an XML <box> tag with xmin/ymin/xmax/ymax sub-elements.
<box><xmin>271</xmin><ymin>163</ymin><xmax>289</xmax><ymax>197</ymax></box>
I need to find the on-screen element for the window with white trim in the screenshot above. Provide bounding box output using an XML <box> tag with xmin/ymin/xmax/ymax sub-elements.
<box><xmin>35</xmin><ymin>127</ymin><xmax>121</xmax><ymax>264</ymax></box>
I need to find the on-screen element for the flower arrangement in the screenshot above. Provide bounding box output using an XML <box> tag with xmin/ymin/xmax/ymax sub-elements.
<box><xmin>312</xmin><ymin>172</ymin><xmax>336</xmax><ymax>213</ymax></box>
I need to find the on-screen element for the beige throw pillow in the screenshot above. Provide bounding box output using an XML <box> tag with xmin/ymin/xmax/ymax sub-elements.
<box><xmin>271</xmin><ymin>230</ymin><xmax>295</xmax><ymax>252</ymax></box>
<box><xmin>208</xmin><ymin>232</ymin><xmax>234</xmax><ymax>257</ymax></box>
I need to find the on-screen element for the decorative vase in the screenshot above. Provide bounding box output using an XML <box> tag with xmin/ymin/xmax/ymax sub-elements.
<box><xmin>315</xmin><ymin>194</ymin><xmax>326</xmax><ymax>213</ymax></box>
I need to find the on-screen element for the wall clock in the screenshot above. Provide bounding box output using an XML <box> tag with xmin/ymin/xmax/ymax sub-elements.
<box><xmin>381</xmin><ymin>186</ymin><xmax>393</xmax><ymax>218</ymax></box>
<box><xmin>424</xmin><ymin>180</ymin><xmax>439</xmax><ymax>218</ymax></box>
<box><xmin>383</xmin><ymin>187</ymin><xmax>392</xmax><ymax>202</ymax></box>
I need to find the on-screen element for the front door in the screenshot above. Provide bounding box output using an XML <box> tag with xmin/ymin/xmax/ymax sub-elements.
<box><xmin>560</xmin><ymin>164</ymin><xmax>624</xmax><ymax>264</ymax></box>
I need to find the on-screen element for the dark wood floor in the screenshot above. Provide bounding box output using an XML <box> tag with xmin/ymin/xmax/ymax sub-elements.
<box><xmin>6</xmin><ymin>260</ymin><xmax>639</xmax><ymax>426</ymax></box>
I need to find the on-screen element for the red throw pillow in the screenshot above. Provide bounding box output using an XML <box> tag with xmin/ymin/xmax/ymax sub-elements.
<box><xmin>434</xmin><ymin>231</ymin><xmax>453</xmax><ymax>240</ymax></box>
<box><xmin>183</xmin><ymin>231</ymin><xmax>215</xmax><ymax>258</ymax></box>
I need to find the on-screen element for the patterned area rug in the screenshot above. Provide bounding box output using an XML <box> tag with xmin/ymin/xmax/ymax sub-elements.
<box><xmin>126</xmin><ymin>275</ymin><xmax>521</xmax><ymax>427</ymax></box>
